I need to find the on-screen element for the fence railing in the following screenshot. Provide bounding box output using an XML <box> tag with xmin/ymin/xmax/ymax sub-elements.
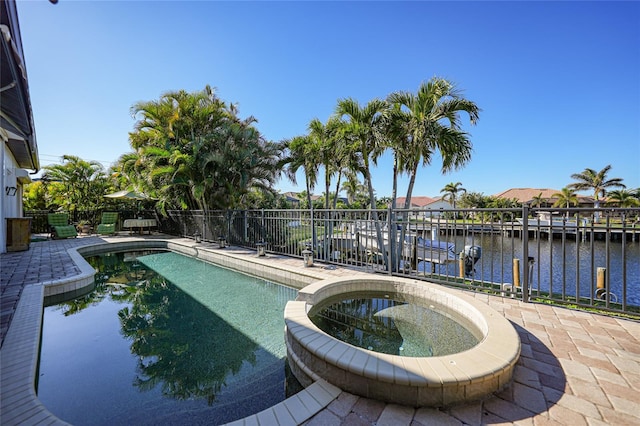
<box><xmin>25</xmin><ymin>209</ymin><xmax>159</xmax><ymax>234</ymax></box>
<box><xmin>163</xmin><ymin>207</ymin><xmax>640</xmax><ymax>316</ymax></box>
<box><xmin>26</xmin><ymin>207</ymin><xmax>640</xmax><ymax>316</ymax></box>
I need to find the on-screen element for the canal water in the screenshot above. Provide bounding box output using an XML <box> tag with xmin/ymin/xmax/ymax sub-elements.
<box><xmin>433</xmin><ymin>234</ymin><xmax>640</xmax><ymax>307</ymax></box>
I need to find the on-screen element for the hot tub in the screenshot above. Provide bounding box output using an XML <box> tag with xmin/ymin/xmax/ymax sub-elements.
<box><xmin>284</xmin><ymin>276</ymin><xmax>520</xmax><ymax>407</ymax></box>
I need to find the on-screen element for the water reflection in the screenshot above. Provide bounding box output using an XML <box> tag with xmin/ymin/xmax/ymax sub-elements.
<box><xmin>39</xmin><ymin>251</ymin><xmax>298</xmax><ymax>425</ymax></box>
<box><xmin>435</xmin><ymin>234</ymin><xmax>640</xmax><ymax>306</ymax></box>
<box><xmin>44</xmin><ymin>251</ymin><xmax>156</xmax><ymax>311</ymax></box>
<box><xmin>118</xmin><ymin>276</ymin><xmax>259</xmax><ymax>404</ymax></box>
<box><xmin>309</xmin><ymin>291</ymin><xmax>479</xmax><ymax>357</ymax></box>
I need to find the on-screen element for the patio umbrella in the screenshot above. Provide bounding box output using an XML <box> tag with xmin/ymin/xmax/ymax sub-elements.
<box><xmin>104</xmin><ymin>190</ymin><xmax>153</xmax><ymax>201</ymax></box>
<box><xmin>104</xmin><ymin>190</ymin><xmax>155</xmax><ymax>215</ymax></box>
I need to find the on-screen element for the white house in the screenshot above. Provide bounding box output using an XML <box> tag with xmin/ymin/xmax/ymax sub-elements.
<box><xmin>1</xmin><ymin>0</ymin><xmax>40</xmax><ymax>253</ymax></box>
<box><xmin>423</xmin><ymin>197</ymin><xmax>453</xmax><ymax>216</ymax></box>
<box><xmin>395</xmin><ymin>196</ymin><xmax>453</xmax><ymax>219</ymax></box>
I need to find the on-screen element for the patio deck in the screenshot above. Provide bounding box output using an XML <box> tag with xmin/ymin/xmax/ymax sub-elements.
<box><xmin>1</xmin><ymin>234</ymin><xmax>639</xmax><ymax>425</ymax></box>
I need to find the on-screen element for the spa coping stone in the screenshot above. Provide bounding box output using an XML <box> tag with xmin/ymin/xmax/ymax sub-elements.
<box><xmin>285</xmin><ymin>276</ymin><xmax>521</xmax><ymax>407</ymax></box>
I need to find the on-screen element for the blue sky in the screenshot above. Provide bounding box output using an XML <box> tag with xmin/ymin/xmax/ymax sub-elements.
<box><xmin>17</xmin><ymin>1</ymin><xmax>640</xmax><ymax>199</ymax></box>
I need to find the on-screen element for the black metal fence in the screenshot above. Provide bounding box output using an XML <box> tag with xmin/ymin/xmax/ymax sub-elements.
<box><xmin>26</xmin><ymin>207</ymin><xmax>640</xmax><ymax>316</ymax></box>
<box><xmin>162</xmin><ymin>207</ymin><xmax>640</xmax><ymax>316</ymax></box>
<box><xmin>25</xmin><ymin>209</ymin><xmax>159</xmax><ymax>235</ymax></box>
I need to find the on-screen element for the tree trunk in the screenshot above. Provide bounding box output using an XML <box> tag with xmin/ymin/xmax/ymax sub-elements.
<box><xmin>397</xmin><ymin>162</ymin><xmax>419</xmax><ymax>273</ymax></box>
<box><xmin>363</xmin><ymin>159</ymin><xmax>388</xmax><ymax>270</ymax></box>
<box><xmin>389</xmin><ymin>154</ymin><xmax>399</xmax><ymax>272</ymax></box>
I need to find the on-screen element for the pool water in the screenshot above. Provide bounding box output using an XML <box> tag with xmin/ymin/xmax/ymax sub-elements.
<box><xmin>309</xmin><ymin>291</ymin><xmax>480</xmax><ymax>357</ymax></box>
<box><xmin>37</xmin><ymin>251</ymin><xmax>300</xmax><ymax>425</ymax></box>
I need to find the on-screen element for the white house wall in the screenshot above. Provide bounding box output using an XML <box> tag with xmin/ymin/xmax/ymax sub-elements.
<box><xmin>425</xmin><ymin>200</ymin><xmax>454</xmax><ymax>213</ymax></box>
<box><xmin>1</xmin><ymin>144</ymin><xmax>24</xmax><ymax>253</ymax></box>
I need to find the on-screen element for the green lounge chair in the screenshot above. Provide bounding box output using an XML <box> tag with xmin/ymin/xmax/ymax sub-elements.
<box><xmin>47</xmin><ymin>213</ymin><xmax>78</xmax><ymax>239</ymax></box>
<box><xmin>97</xmin><ymin>212</ymin><xmax>119</xmax><ymax>235</ymax></box>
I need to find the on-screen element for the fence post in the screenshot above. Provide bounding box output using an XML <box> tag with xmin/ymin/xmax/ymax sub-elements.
<box><xmin>521</xmin><ymin>204</ymin><xmax>530</xmax><ymax>302</ymax></box>
<box><xmin>605</xmin><ymin>213</ymin><xmax>611</xmax><ymax>309</ymax></box>
<box><xmin>261</xmin><ymin>209</ymin><xmax>265</xmax><ymax>244</ymax></box>
<box><xmin>202</xmin><ymin>211</ymin><xmax>206</xmax><ymax>243</ymax></box>
<box><xmin>243</xmin><ymin>210</ymin><xmax>248</xmax><ymax>243</ymax></box>
<box><xmin>388</xmin><ymin>206</ymin><xmax>394</xmax><ymax>274</ymax></box>
<box><xmin>310</xmin><ymin>207</ymin><xmax>316</xmax><ymax>254</ymax></box>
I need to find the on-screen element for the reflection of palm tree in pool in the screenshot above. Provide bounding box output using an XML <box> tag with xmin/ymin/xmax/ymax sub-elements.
<box><xmin>57</xmin><ymin>252</ymin><xmax>155</xmax><ymax>315</ymax></box>
<box><xmin>55</xmin><ymin>255</ymin><xmax>116</xmax><ymax>315</ymax></box>
<box><xmin>312</xmin><ymin>295</ymin><xmax>480</xmax><ymax>357</ymax></box>
<box><xmin>118</xmin><ymin>276</ymin><xmax>259</xmax><ymax>405</ymax></box>
<box><xmin>311</xmin><ymin>297</ymin><xmax>405</xmax><ymax>354</ymax></box>
<box><xmin>59</xmin><ymin>251</ymin><xmax>262</xmax><ymax>403</ymax></box>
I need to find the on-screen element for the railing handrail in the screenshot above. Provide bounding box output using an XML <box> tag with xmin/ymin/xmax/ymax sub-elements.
<box><xmin>25</xmin><ymin>206</ymin><xmax>640</xmax><ymax>316</ymax></box>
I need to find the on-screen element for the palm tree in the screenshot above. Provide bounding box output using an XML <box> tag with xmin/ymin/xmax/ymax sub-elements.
<box><xmin>606</xmin><ymin>189</ymin><xmax>640</xmax><ymax>207</ymax></box>
<box><xmin>281</xmin><ymin>135</ymin><xmax>320</xmax><ymax>213</ymax></box>
<box><xmin>379</xmin><ymin>102</ymin><xmax>409</xmax><ymax>214</ymax></box>
<box><xmin>128</xmin><ymin>86</ymin><xmax>231</xmax><ymax>210</ymax></box>
<box><xmin>42</xmin><ymin>155</ymin><xmax>108</xmax><ymax>213</ymax></box>
<box><xmin>110</xmin><ymin>152</ymin><xmax>145</xmax><ymax>192</ymax></box>
<box><xmin>281</xmin><ymin>135</ymin><xmax>321</xmax><ymax>247</ymax></box>
<box><xmin>340</xmin><ymin>172</ymin><xmax>367</xmax><ymax>207</ymax></box>
<box><xmin>387</xmin><ymin>78</ymin><xmax>479</xmax><ymax>270</ymax></box>
<box><xmin>334</xmin><ymin>98</ymin><xmax>387</xmax><ymax>210</ymax></box>
<box><xmin>440</xmin><ymin>182</ymin><xmax>466</xmax><ymax>209</ymax></box>
<box><xmin>569</xmin><ymin>165</ymin><xmax>626</xmax><ymax>205</ymax></box>
<box><xmin>309</xmin><ymin>116</ymin><xmax>352</xmax><ymax>257</ymax></box>
<box><xmin>458</xmin><ymin>191</ymin><xmax>489</xmax><ymax>209</ymax></box>
<box><xmin>335</xmin><ymin>97</ymin><xmax>389</xmax><ymax>267</ymax></box>
<box><xmin>126</xmin><ymin>86</ymin><xmax>281</xmax><ymax>212</ymax></box>
<box><xmin>552</xmin><ymin>187</ymin><xmax>579</xmax><ymax>217</ymax></box>
<box><xmin>531</xmin><ymin>192</ymin><xmax>545</xmax><ymax>208</ymax></box>
<box><xmin>204</xmin><ymin>121</ymin><xmax>282</xmax><ymax>209</ymax></box>
<box><xmin>327</xmin><ymin>118</ymin><xmax>352</xmax><ymax>210</ymax></box>
<box><xmin>386</xmin><ymin>78</ymin><xmax>479</xmax><ymax>211</ymax></box>
<box><xmin>569</xmin><ymin>165</ymin><xmax>626</xmax><ymax>223</ymax></box>
<box><xmin>308</xmin><ymin>117</ymin><xmax>342</xmax><ymax>210</ymax></box>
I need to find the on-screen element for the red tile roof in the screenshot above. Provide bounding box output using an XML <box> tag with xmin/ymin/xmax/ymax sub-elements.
<box><xmin>493</xmin><ymin>188</ymin><xmax>561</xmax><ymax>203</ymax></box>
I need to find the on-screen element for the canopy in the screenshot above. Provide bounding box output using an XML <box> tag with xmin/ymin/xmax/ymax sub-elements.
<box><xmin>104</xmin><ymin>190</ymin><xmax>153</xmax><ymax>200</ymax></box>
<box><xmin>1</xmin><ymin>2</ymin><xmax>39</xmax><ymax>170</ymax></box>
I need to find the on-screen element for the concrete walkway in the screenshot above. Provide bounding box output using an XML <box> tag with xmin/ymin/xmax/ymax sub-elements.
<box><xmin>1</xmin><ymin>235</ymin><xmax>639</xmax><ymax>425</ymax></box>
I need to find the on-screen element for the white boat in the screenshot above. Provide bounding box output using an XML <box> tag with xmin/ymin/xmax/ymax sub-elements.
<box><xmin>356</xmin><ymin>231</ymin><xmax>457</xmax><ymax>265</ymax></box>
<box><xmin>405</xmin><ymin>236</ymin><xmax>457</xmax><ymax>265</ymax></box>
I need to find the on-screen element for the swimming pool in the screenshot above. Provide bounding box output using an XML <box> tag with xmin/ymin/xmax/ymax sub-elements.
<box><xmin>38</xmin><ymin>250</ymin><xmax>300</xmax><ymax>425</ymax></box>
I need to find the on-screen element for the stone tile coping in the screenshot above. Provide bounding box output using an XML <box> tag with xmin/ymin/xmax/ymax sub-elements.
<box><xmin>0</xmin><ymin>238</ymin><xmax>344</xmax><ymax>425</ymax></box>
<box><xmin>285</xmin><ymin>276</ymin><xmax>521</xmax><ymax>407</ymax></box>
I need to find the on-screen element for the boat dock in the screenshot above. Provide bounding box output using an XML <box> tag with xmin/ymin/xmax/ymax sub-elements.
<box><xmin>404</xmin><ymin>221</ymin><xmax>639</xmax><ymax>242</ymax></box>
